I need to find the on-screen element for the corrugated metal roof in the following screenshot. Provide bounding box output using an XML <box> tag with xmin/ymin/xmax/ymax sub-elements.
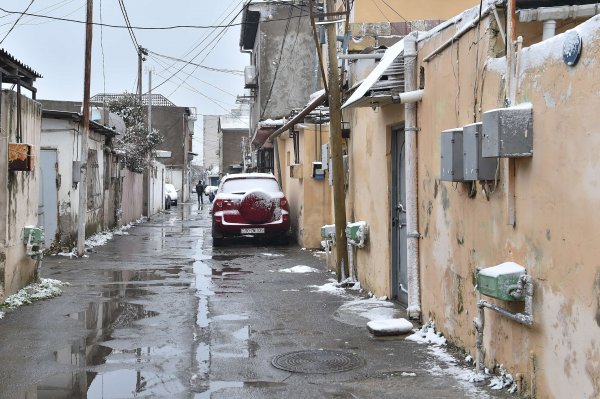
<box><xmin>342</xmin><ymin>39</ymin><xmax>405</xmax><ymax>109</ymax></box>
<box><xmin>0</xmin><ymin>48</ymin><xmax>42</xmax><ymax>78</ymax></box>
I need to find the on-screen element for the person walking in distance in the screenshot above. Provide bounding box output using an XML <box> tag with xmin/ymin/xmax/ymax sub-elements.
<box><xmin>196</xmin><ymin>180</ymin><xmax>205</xmax><ymax>204</ymax></box>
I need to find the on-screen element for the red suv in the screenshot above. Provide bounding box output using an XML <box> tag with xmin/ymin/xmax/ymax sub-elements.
<box><xmin>211</xmin><ymin>173</ymin><xmax>291</xmax><ymax>246</ymax></box>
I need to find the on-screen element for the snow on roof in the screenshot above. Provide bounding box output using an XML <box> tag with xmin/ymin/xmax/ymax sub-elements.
<box><xmin>417</xmin><ymin>0</ymin><xmax>503</xmax><ymax>43</ymax></box>
<box><xmin>223</xmin><ymin>172</ymin><xmax>276</xmax><ymax>180</ymax></box>
<box><xmin>219</xmin><ymin>114</ymin><xmax>250</xmax><ymax>130</ymax></box>
<box><xmin>342</xmin><ymin>39</ymin><xmax>405</xmax><ymax>109</ymax></box>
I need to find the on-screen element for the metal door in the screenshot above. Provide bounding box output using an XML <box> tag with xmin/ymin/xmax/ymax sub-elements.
<box><xmin>391</xmin><ymin>127</ymin><xmax>408</xmax><ymax>306</ymax></box>
<box><xmin>39</xmin><ymin>149</ymin><xmax>58</xmax><ymax>248</ymax></box>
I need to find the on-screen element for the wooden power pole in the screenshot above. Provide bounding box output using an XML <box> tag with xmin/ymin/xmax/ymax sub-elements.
<box><xmin>325</xmin><ymin>0</ymin><xmax>349</xmax><ymax>280</ymax></box>
<box><xmin>77</xmin><ymin>0</ymin><xmax>93</xmax><ymax>256</ymax></box>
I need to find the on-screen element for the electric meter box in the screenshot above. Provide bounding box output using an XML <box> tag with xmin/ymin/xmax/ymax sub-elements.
<box><xmin>477</xmin><ymin>262</ymin><xmax>526</xmax><ymax>301</ymax></box>
<box><xmin>463</xmin><ymin>122</ymin><xmax>496</xmax><ymax>181</ymax></box>
<box><xmin>440</xmin><ymin>128</ymin><xmax>464</xmax><ymax>182</ymax></box>
<box><xmin>482</xmin><ymin>105</ymin><xmax>533</xmax><ymax>158</ymax></box>
<box><xmin>320</xmin><ymin>224</ymin><xmax>336</xmax><ymax>240</ymax></box>
<box><xmin>346</xmin><ymin>221</ymin><xmax>369</xmax><ymax>248</ymax></box>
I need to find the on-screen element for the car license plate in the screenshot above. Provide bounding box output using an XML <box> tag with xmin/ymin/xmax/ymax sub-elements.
<box><xmin>241</xmin><ymin>228</ymin><xmax>265</xmax><ymax>234</ymax></box>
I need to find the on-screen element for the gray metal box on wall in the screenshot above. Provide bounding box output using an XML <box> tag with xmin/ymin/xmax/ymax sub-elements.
<box><xmin>463</xmin><ymin>122</ymin><xmax>496</xmax><ymax>181</ymax></box>
<box><xmin>482</xmin><ymin>105</ymin><xmax>533</xmax><ymax>158</ymax></box>
<box><xmin>440</xmin><ymin>128</ymin><xmax>464</xmax><ymax>182</ymax></box>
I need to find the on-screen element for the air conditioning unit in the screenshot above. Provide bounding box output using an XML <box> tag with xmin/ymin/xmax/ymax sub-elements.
<box><xmin>244</xmin><ymin>65</ymin><xmax>257</xmax><ymax>89</ymax></box>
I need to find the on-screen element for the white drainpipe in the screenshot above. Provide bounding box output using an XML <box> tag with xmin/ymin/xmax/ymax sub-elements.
<box><xmin>542</xmin><ymin>20</ymin><xmax>556</xmax><ymax>40</ymax></box>
<box><xmin>404</xmin><ymin>33</ymin><xmax>421</xmax><ymax>320</ymax></box>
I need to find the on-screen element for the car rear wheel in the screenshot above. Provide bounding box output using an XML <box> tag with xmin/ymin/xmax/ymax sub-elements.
<box><xmin>212</xmin><ymin>226</ymin><xmax>224</xmax><ymax>247</ymax></box>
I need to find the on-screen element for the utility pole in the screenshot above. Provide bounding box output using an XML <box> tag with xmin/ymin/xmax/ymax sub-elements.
<box><xmin>137</xmin><ymin>46</ymin><xmax>147</xmax><ymax>102</ymax></box>
<box><xmin>147</xmin><ymin>68</ymin><xmax>153</xmax><ymax>213</ymax></box>
<box><xmin>77</xmin><ymin>0</ymin><xmax>93</xmax><ymax>257</ymax></box>
<box><xmin>325</xmin><ymin>0</ymin><xmax>349</xmax><ymax>280</ymax></box>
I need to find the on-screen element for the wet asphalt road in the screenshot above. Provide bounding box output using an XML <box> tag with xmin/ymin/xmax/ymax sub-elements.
<box><xmin>0</xmin><ymin>203</ymin><xmax>512</xmax><ymax>399</ymax></box>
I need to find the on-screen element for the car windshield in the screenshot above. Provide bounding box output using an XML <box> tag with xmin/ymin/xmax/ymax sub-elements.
<box><xmin>220</xmin><ymin>177</ymin><xmax>280</xmax><ymax>194</ymax></box>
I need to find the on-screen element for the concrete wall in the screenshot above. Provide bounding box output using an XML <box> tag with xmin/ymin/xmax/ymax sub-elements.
<box><xmin>277</xmin><ymin>125</ymin><xmax>332</xmax><ymax>248</ymax></box>
<box><xmin>0</xmin><ymin>91</ymin><xmax>41</xmax><ymax>299</ymax></box>
<box><xmin>153</xmin><ymin>106</ymin><xmax>194</xmax><ymax>202</ymax></box>
<box><xmin>121</xmin><ymin>170</ymin><xmax>144</xmax><ymax>225</ymax></box>
<box><xmin>203</xmin><ymin>115</ymin><xmax>220</xmax><ymax>171</ymax></box>
<box><xmin>250</xmin><ymin>3</ymin><xmax>318</xmax><ymax>126</ymax></box>
<box><xmin>40</xmin><ymin>118</ymin><xmax>111</xmax><ymax>245</ymax></box>
<box><xmin>221</xmin><ymin>129</ymin><xmax>246</xmax><ymax>175</ymax></box>
<box><xmin>144</xmin><ymin>161</ymin><xmax>166</xmax><ymax>216</ymax></box>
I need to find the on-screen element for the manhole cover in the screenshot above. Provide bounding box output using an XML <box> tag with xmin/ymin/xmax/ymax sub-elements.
<box><xmin>271</xmin><ymin>350</ymin><xmax>363</xmax><ymax>373</ymax></box>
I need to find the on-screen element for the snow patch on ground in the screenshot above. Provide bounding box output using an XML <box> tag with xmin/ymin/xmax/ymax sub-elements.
<box><xmin>367</xmin><ymin>318</ymin><xmax>414</xmax><ymax>334</ymax></box>
<box><xmin>401</xmin><ymin>372</ymin><xmax>417</xmax><ymax>377</ymax></box>
<box><xmin>0</xmin><ymin>311</ymin><xmax>4</xmax><ymax>319</ymax></box>
<box><xmin>262</xmin><ymin>253</ymin><xmax>284</xmax><ymax>257</ymax></box>
<box><xmin>309</xmin><ymin>279</ymin><xmax>351</xmax><ymax>296</ymax></box>
<box><xmin>406</xmin><ymin>324</ymin><xmax>447</xmax><ymax>346</ymax></box>
<box><xmin>279</xmin><ymin>265</ymin><xmax>319</xmax><ymax>273</ymax></box>
<box><xmin>406</xmin><ymin>322</ymin><xmax>517</xmax><ymax>396</ymax></box>
<box><xmin>1</xmin><ymin>278</ymin><xmax>70</xmax><ymax>311</ymax></box>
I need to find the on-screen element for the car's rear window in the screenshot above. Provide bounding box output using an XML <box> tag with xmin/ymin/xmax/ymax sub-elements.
<box><xmin>220</xmin><ymin>178</ymin><xmax>280</xmax><ymax>194</ymax></box>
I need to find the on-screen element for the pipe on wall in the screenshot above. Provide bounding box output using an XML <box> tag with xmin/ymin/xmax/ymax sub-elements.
<box><xmin>403</xmin><ymin>33</ymin><xmax>421</xmax><ymax>320</ymax></box>
<box><xmin>542</xmin><ymin>19</ymin><xmax>556</xmax><ymax>40</ymax></box>
<box><xmin>475</xmin><ymin>274</ymin><xmax>534</xmax><ymax>372</ymax></box>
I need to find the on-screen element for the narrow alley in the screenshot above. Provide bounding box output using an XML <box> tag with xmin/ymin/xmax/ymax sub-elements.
<box><xmin>0</xmin><ymin>203</ymin><xmax>513</xmax><ymax>398</ymax></box>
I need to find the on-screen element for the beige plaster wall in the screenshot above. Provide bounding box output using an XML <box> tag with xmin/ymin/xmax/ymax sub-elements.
<box><xmin>346</xmin><ymin>105</ymin><xmax>404</xmax><ymax>296</ymax></box>
<box><xmin>277</xmin><ymin>125</ymin><xmax>332</xmax><ymax>248</ymax></box>
<box><xmin>352</xmin><ymin>0</ymin><xmax>478</xmax><ymax>23</ymax></box>
<box><xmin>415</xmin><ymin>14</ymin><xmax>600</xmax><ymax>398</ymax></box>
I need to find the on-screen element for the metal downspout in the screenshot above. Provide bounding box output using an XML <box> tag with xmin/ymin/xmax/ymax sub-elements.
<box><xmin>404</xmin><ymin>33</ymin><xmax>421</xmax><ymax>320</ymax></box>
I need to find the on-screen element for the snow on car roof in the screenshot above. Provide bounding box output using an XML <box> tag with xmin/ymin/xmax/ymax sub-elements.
<box><xmin>222</xmin><ymin>173</ymin><xmax>276</xmax><ymax>181</ymax></box>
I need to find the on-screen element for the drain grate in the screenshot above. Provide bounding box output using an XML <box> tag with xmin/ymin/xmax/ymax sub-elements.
<box><xmin>271</xmin><ymin>350</ymin><xmax>364</xmax><ymax>373</ymax></box>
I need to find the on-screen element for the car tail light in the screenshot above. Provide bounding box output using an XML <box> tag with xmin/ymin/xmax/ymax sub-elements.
<box><xmin>280</xmin><ymin>198</ymin><xmax>289</xmax><ymax>209</ymax></box>
<box><xmin>215</xmin><ymin>199</ymin><xmax>223</xmax><ymax>208</ymax></box>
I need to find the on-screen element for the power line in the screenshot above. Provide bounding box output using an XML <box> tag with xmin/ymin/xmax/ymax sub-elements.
<box><xmin>0</xmin><ymin>0</ymin><xmax>36</xmax><ymax>46</ymax></box>
<box><xmin>153</xmin><ymin>0</ymin><xmax>239</xmax><ymax>77</ymax></box>
<box><xmin>148</xmin><ymin>50</ymin><xmax>243</xmax><ymax>75</ymax></box>
<box><xmin>164</xmin><ymin>0</ymin><xmax>251</xmax><ymax>98</ymax></box>
<box><xmin>147</xmin><ymin>53</ymin><xmax>238</xmax><ymax>98</ymax></box>
<box><xmin>117</xmin><ymin>0</ymin><xmax>138</xmax><ymax>51</ymax></box>
<box><xmin>0</xmin><ymin>6</ymin><xmax>305</xmax><ymax>30</ymax></box>
<box><xmin>149</xmin><ymin>0</ymin><xmax>251</xmax><ymax>96</ymax></box>
<box><xmin>379</xmin><ymin>0</ymin><xmax>408</xmax><ymax>23</ymax></box>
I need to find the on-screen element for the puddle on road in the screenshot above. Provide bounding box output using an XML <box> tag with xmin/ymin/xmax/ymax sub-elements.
<box><xmin>103</xmin><ymin>267</ymin><xmax>183</xmax><ymax>282</ymax></box>
<box><xmin>194</xmin><ymin>380</ymin><xmax>287</xmax><ymax>398</ymax></box>
<box><xmin>68</xmin><ymin>301</ymin><xmax>159</xmax><ymax>333</ymax></box>
<box><xmin>212</xmin><ymin>267</ymin><xmax>253</xmax><ymax>280</ymax></box>
<box><xmin>34</xmin><ymin>369</ymin><xmax>185</xmax><ymax>398</ymax></box>
<box><xmin>54</xmin><ymin>342</ymin><xmax>180</xmax><ymax>368</ymax></box>
<box><xmin>211</xmin><ymin>254</ymin><xmax>252</xmax><ymax>261</ymax></box>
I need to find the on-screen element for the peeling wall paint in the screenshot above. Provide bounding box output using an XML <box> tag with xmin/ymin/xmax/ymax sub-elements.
<box><xmin>413</xmin><ymin>13</ymin><xmax>600</xmax><ymax>399</ymax></box>
<box><xmin>0</xmin><ymin>91</ymin><xmax>41</xmax><ymax>297</ymax></box>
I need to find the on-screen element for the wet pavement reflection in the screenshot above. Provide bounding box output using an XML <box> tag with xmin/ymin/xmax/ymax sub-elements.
<box><xmin>9</xmin><ymin>204</ymin><xmax>278</xmax><ymax>399</ymax></box>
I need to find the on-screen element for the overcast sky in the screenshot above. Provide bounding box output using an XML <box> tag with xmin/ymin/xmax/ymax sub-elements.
<box><xmin>1</xmin><ymin>0</ymin><xmax>250</xmax><ymax>162</ymax></box>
